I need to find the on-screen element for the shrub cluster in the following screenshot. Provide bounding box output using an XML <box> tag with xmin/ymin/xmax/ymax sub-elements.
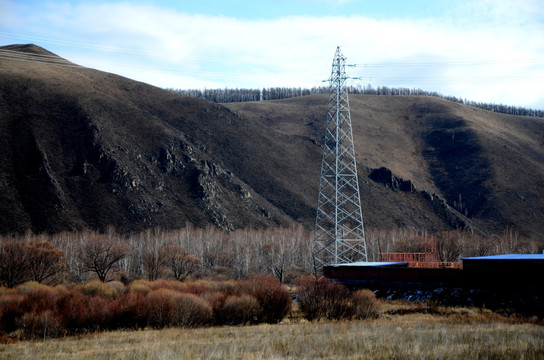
<box><xmin>296</xmin><ymin>274</ymin><xmax>379</xmax><ymax>321</ymax></box>
<box><xmin>0</xmin><ymin>275</ymin><xmax>291</xmax><ymax>339</ymax></box>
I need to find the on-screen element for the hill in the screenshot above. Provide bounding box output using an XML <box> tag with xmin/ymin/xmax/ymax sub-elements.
<box><xmin>1</xmin><ymin>44</ymin><xmax>543</xmax><ymax>238</ymax></box>
<box><xmin>226</xmin><ymin>95</ymin><xmax>544</xmax><ymax>238</ymax></box>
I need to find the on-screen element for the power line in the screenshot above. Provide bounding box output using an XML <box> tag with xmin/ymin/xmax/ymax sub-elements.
<box><xmin>0</xmin><ymin>32</ymin><xmax>268</xmax><ymax>64</ymax></box>
<box><xmin>356</xmin><ymin>59</ymin><xmax>544</xmax><ymax>67</ymax></box>
<box><xmin>4</xmin><ymin>31</ymin><xmax>544</xmax><ymax>69</ymax></box>
<box><xmin>0</xmin><ymin>49</ymin><xmax>250</xmax><ymax>81</ymax></box>
<box><xmin>3</xmin><ymin>48</ymin><xmax>541</xmax><ymax>86</ymax></box>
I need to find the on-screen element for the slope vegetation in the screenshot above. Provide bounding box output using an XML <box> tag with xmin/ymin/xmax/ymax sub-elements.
<box><xmin>1</xmin><ymin>44</ymin><xmax>543</xmax><ymax>238</ymax></box>
<box><xmin>226</xmin><ymin>94</ymin><xmax>544</xmax><ymax>238</ymax></box>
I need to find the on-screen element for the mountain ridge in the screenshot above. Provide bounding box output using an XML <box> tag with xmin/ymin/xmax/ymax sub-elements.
<box><xmin>1</xmin><ymin>44</ymin><xmax>543</xmax><ymax>239</ymax></box>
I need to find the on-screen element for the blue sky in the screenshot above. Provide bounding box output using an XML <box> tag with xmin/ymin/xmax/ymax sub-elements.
<box><xmin>165</xmin><ymin>0</ymin><xmax>447</xmax><ymax>19</ymax></box>
<box><xmin>1</xmin><ymin>0</ymin><xmax>544</xmax><ymax>108</ymax></box>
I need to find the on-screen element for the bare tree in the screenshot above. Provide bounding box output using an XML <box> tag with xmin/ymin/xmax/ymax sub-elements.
<box><xmin>260</xmin><ymin>242</ymin><xmax>285</xmax><ymax>282</ymax></box>
<box><xmin>164</xmin><ymin>244</ymin><xmax>200</xmax><ymax>281</ymax></box>
<box><xmin>0</xmin><ymin>238</ymin><xmax>32</xmax><ymax>287</ymax></box>
<box><xmin>143</xmin><ymin>248</ymin><xmax>168</xmax><ymax>281</ymax></box>
<box><xmin>435</xmin><ymin>231</ymin><xmax>461</xmax><ymax>262</ymax></box>
<box><xmin>141</xmin><ymin>228</ymin><xmax>169</xmax><ymax>281</ymax></box>
<box><xmin>78</xmin><ymin>234</ymin><xmax>130</xmax><ymax>282</ymax></box>
<box><xmin>27</xmin><ymin>239</ymin><xmax>67</xmax><ymax>284</ymax></box>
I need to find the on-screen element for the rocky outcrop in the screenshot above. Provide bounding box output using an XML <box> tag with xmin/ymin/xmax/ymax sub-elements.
<box><xmin>420</xmin><ymin>190</ymin><xmax>473</xmax><ymax>232</ymax></box>
<box><xmin>369</xmin><ymin>167</ymin><xmax>415</xmax><ymax>192</ymax></box>
<box><xmin>368</xmin><ymin>167</ymin><xmax>473</xmax><ymax>233</ymax></box>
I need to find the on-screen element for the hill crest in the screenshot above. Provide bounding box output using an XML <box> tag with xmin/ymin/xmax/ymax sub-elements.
<box><xmin>1</xmin><ymin>44</ymin><xmax>543</xmax><ymax>239</ymax></box>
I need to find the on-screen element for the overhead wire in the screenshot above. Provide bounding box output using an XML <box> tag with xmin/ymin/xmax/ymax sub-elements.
<box><xmin>0</xmin><ymin>32</ymin><xmax>268</xmax><ymax>64</ymax></box>
<box><xmin>2</xmin><ymin>31</ymin><xmax>544</xmax><ymax>87</ymax></box>
<box><xmin>2</xmin><ymin>47</ymin><xmax>542</xmax><ymax>85</ymax></box>
<box><xmin>4</xmin><ymin>31</ymin><xmax>544</xmax><ymax>68</ymax></box>
<box><xmin>0</xmin><ymin>48</ymin><xmax>254</xmax><ymax>81</ymax></box>
<box><xmin>355</xmin><ymin>59</ymin><xmax>544</xmax><ymax>67</ymax></box>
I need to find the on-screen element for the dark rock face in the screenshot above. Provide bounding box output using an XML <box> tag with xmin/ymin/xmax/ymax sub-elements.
<box><xmin>368</xmin><ymin>167</ymin><xmax>473</xmax><ymax>232</ymax></box>
<box><xmin>369</xmin><ymin>167</ymin><xmax>415</xmax><ymax>192</ymax></box>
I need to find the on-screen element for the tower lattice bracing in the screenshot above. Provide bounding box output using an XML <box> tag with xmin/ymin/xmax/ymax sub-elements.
<box><xmin>312</xmin><ymin>47</ymin><xmax>367</xmax><ymax>273</ymax></box>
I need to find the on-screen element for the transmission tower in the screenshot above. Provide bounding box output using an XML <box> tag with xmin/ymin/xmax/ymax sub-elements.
<box><xmin>312</xmin><ymin>46</ymin><xmax>368</xmax><ymax>273</ymax></box>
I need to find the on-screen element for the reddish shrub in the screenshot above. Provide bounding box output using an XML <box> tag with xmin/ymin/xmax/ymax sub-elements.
<box><xmin>217</xmin><ymin>295</ymin><xmax>260</xmax><ymax>325</ymax></box>
<box><xmin>246</xmin><ymin>275</ymin><xmax>291</xmax><ymax>323</ymax></box>
<box><xmin>296</xmin><ymin>274</ymin><xmax>351</xmax><ymax>320</ymax></box>
<box><xmin>147</xmin><ymin>288</ymin><xmax>177</xmax><ymax>328</ymax></box>
<box><xmin>171</xmin><ymin>293</ymin><xmax>213</xmax><ymax>327</ymax></box>
<box><xmin>55</xmin><ymin>286</ymin><xmax>121</xmax><ymax>333</ymax></box>
<box><xmin>320</xmin><ymin>280</ymin><xmax>352</xmax><ymax>320</ymax></box>
<box><xmin>111</xmin><ymin>291</ymin><xmax>148</xmax><ymax>329</ymax></box>
<box><xmin>0</xmin><ymin>293</ymin><xmax>25</xmax><ymax>332</ymax></box>
<box><xmin>17</xmin><ymin>310</ymin><xmax>62</xmax><ymax>339</ymax></box>
<box><xmin>185</xmin><ymin>283</ymin><xmax>212</xmax><ymax>296</ymax></box>
<box><xmin>351</xmin><ymin>289</ymin><xmax>379</xmax><ymax>319</ymax></box>
<box><xmin>296</xmin><ymin>274</ymin><xmax>326</xmax><ymax>321</ymax></box>
<box><xmin>199</xmin><ymin>290</ymin><xmax>227</xmax><ymax>315</ymax></box>
<box><xmin>208</xmin><ymin>280</ymin><xmax>238</xmax><ymax>297</ymax></box>
<box><xmin>56</xmin><ymin>289</ymin><xmax>88</xmax><ymax>332</ymax></box>
<box><xmin>20</xmin><ymin>285</ymin><xmax>58</xmax><ymax>315</ymax></box>
<box><xmin>86</xmin><ymin>296</ymin><xmax>115</xmax><ymax>330</ymax></box>
<box><xmin>2</xmin><ymin>284</ymin><xmax>70</xmax><ymax>337</ymax></box>
<box><xmin>149</xmin><ymin>279</ymin><xmax>177</xmax><ymax>291</ymax></box>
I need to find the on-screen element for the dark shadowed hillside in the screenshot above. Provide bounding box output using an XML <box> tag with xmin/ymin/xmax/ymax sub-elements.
<box><xmin>1</xmin><ymin>44</ymin><xmax>543</xmax><ymax>238</ymax></box>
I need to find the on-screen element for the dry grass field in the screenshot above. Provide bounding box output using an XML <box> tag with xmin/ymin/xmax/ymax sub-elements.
<box><xmin>2</xmin><ymin>303</ymin><xmax>543</xmax><ymax>360</ymax></box>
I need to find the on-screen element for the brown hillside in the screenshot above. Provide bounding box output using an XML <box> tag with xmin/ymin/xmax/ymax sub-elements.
<box><xmin>1</xmin><ymin>44</ymin><xmax>543</xmax><ymax>238</ymax></box>
<box><xmin>226</xmin><ymin>95</ymin><xmax>544</xmax><ymax>238</ymax></box>
<box><xmin>0</xmin><ymin>44</ymin><xmax>301</xmax><ymax>233</ymax></box>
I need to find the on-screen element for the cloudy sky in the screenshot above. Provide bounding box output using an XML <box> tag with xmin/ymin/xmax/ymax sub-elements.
<box><xmin>1</xmin><ymin>0</ymin><xmax>543</xmax><ymax>108</ymax></box>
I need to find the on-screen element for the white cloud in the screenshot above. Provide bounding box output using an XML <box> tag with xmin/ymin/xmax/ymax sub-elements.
<box><xmin>1</xmin><ymin>0</ymin><xmax>543</xmax><ymax>107</ymax></box>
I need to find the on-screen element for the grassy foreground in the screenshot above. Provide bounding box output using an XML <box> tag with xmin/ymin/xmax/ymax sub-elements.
<box><xmin>2</xmin><ymin>309</ymin><xmax>543</xmax><ymax>360</ymax></box>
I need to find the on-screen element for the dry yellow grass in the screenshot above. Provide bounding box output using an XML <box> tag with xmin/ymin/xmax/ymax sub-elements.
<box><xmin>2</xmin><ymin>310</ymin><xmax>542</xmax><ymax>360</ymax></box>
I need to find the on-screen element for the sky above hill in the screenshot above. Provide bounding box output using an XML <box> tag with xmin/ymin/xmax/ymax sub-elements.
<box><xmin>1</xmin><ymin>0</ymin><xmax>544</xmax><ymax>108</ymax></box>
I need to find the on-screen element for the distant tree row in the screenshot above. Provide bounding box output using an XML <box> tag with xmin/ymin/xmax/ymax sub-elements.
<box><xmin>172</xmin><ymin>86</ymin><xmax>322</xmax><ymax>102</ymax></box>
<box><xmin>170</xmin><ymin>85</ymin><xmax>544</xmax><ymax>118</ymax></box>
<box><xmin>0</xmin><ymin>225</ymin><xmax>311</xmax><ymax>287</ymax></box>
<box><xmin>1</xmin><ymin>225</ymin><xmax>541</xmax><ymax>288</ymax></box>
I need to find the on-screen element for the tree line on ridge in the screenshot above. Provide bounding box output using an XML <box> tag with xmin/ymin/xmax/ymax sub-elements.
<box><xmin>170</xmin><ymin>85</ymin><xmax>544</xmax><ymax>118</ymax></box>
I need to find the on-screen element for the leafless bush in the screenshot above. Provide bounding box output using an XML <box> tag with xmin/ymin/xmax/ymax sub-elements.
<box><xmin>351</xmin><ymin>289</ymin><xmax>379</xmax><ymax>319</ymax></box>
<box><xmin>296</xmin><ymin>274</ymin><xmax>352</xmax><ymax>321</ymax></box>
<box><xmin>17</xmin><ymin>310</ymin><xmax>62</xmax><ymax>339</ymax></box>
<box><xmin>77</xmin><ymin>280</ymin><xmax>120</xmax><ymax>300</ymax></box>
<box><xmin>244</xmin><ymin>275</ymin><xmax>291</xmax><ymax>323</ymax></box>
<box><xmin>217</xmin><ymin>295</ymin><xmax>260</xmax><ymax>325</ymax></box>
<box><xmin>171</xmin><ymin>293</ymin><xmax>213</xmax><ymax>327</ymax></box>
<box><xmin>146</xmin><ymin>288</ymin><xmax>176</xmax><ymax>328</ymax></box>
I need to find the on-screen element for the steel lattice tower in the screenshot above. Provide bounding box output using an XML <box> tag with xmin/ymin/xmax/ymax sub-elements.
<box><xmin>312</xmin><ymin>47</ymin><xmax>367</xmax><ymax>273</ymax></box>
